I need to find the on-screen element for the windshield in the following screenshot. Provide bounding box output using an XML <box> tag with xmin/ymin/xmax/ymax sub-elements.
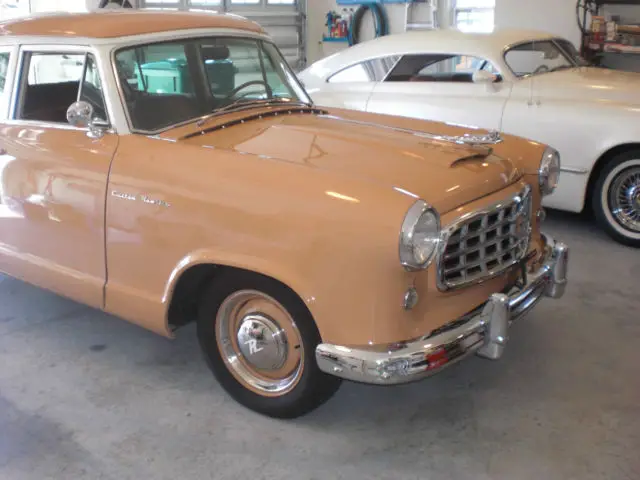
<box><xmin>504</xmin><ymin>40</ymin><xmax>580</xmax><ymax>78</ymax></box>
<box><xmin>114</xmin><ymin>37</ymin><xmax>310</xmax><ymax>132</ymax></box>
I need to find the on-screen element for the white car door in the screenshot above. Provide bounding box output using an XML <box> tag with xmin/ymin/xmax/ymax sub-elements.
<box><xmin>367</xmin><ymin>54</ymin><xmax>512</xmax><ymax>131</ymax></box>
<box><xmin>305</xmin><ymin>56</ymin><xmax>400</xmax><ymax>111</ymax></box>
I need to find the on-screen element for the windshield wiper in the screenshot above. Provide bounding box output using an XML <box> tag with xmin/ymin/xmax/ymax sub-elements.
<box><xmin>195</xmin><ymin>98</ymin><xmax>314</xmax><ymax>128</ymax></box>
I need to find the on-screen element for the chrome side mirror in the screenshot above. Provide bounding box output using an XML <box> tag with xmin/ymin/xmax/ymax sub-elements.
<box><xmin>66</xmin><ymin>101</ymin><xmax>108</xmax><ymax>138</ymax></box>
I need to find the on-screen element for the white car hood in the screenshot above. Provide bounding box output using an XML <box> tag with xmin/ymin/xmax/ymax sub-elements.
<box><xmin>533</xmin><ymin>67</ymin><xmax>640</xmax><ymax>105</ymax></box>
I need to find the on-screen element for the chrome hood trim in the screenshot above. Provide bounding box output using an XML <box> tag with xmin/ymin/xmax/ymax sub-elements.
<box><xmin>318</xmin><ymin>114</ymin><xmax>503</xmax><ymax>150</ymax></box>
<box><xmin>180</xmin><ymin>107</ymin><xmax>328</xmax><ymax>140</ymax></box>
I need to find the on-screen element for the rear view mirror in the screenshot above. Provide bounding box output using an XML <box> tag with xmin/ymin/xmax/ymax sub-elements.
<box><xmin>472</xmin><ymin>70</ymin><xmax>499</xmax><ymax>84</ymax></box>
<box><xmin>201</xmin><ymin>45</ymin><xmax>230</xmax><ymax>62</ymax></box>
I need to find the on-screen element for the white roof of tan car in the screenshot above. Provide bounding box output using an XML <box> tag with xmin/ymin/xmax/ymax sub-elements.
<box><xmin>306</xmin><ymin>29</ymin><xmax>557</xmax><ymax>77</ymax></box>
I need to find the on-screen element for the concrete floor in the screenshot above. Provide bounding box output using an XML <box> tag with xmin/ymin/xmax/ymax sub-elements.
<box><xmin>0</xmin><ymin>211</ymin><xmax>638</xmax><ymax>480</ymax></box>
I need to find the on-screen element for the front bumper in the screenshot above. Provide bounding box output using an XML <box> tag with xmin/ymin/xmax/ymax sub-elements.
<box><xmin>315</xmin><ymin>233</ymin><xmax>569</xmax><ymax>385</ymax></box>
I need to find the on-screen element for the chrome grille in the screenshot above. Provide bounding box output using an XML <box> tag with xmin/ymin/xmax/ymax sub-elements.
<box><xmin>439</xmin><ymin>187</ymin><xmax>532</xmax><ymax>290</ymax></box>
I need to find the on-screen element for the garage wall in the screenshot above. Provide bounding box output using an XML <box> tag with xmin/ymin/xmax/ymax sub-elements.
<box><xmin>495</xmin><ymin>0</ymin><xmax>580</xmax><ymax>47</ymax></box>
<box><xmin>306</xmin><ymin>0</ymin><xmax>583</xmax><ymax>65</ymax></box>
<box><xmin>306</xmin><ymin>1</ymin><xmax>454</xmax><ymax>64</ymax></box>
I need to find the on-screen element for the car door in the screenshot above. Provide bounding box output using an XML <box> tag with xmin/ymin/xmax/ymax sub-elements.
<box><xmin>0</xmin><ymin>45</ymin><xmax>118</xmax><ymax>308</ymax></box>
<box><xmin>309</xmin><ymin>56</ymin><xmax>400</xmax><ymax>111</ymax></box>
<box><xmin>367</xmin><ymin>54</ymin><xmax>512</xmax><ymax>131</ymax></box>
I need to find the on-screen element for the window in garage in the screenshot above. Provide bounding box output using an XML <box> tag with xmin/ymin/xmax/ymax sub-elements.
<box><xmin>454</xmin><ymin>0</ymin><xmax>495</xmax><ymax>33</ymax></box>
<box><xmin>139</xmin><ymin>0</ymin><xmax>305</xmax><ymax>69</ymax></box>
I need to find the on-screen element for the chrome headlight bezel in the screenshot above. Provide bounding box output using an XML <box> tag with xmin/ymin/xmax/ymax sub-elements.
<box><xmin>399</xmin><ymin>200</ymin><xmax>441</xmax><ymax>271</ymax></box>
<box><xmin>539</xmin><ymin>147</ymin><xmax>561</xmax><ymax>196</ymax></box>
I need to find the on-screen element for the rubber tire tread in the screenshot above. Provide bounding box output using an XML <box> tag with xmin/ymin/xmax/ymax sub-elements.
<box><xmin>197</xmin><ymin>270</ymin><xmax>342</xmax><ymax>418</ymax></box>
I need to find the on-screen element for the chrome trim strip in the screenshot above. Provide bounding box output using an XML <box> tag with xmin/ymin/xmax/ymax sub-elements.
<box><xmin>317</xmin><ymin>114</ymin><xmax>503</xmax><ymax>147</ymax></box>
<box><xmin>435</xmin><ymin>184</ymin><xmax>533</xmax><ymax>292</ymax></box>
<box><xmin>179</xmin><ymin>107</ymin><xmax>326</xmax><ymax>140</ymax></box>
<box><xmin>315</xmin><ymin>233</ymin><xmax>569</xmax><ymax>385</ymax></box>
<box><xmin>560</xmin><ymin>166</ymin><xmax>589</xmax><ymax>175</ymax></box>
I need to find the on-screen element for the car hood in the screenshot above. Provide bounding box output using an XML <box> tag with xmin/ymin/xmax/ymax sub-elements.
<box><xmin>534</xmin><ymin>67</ymin><xmax>640</xmax><ymax>104</ymax></box>
<box><xmin>168</xmin><ymin>110</ymin><xmax>522</xmax><ymax>213</ymax></box>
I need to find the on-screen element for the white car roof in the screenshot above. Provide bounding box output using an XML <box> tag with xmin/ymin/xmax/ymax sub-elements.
<box><xmin>307</xmin><ymin>28</ymin><xmax>559</xmax><ymax>77</ymax></box>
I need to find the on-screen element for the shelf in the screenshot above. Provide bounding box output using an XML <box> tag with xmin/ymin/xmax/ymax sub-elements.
<box><xmin>322</xmin><ymin>36</ymin><xmax>349</xmax><ymax>43</ymax></box>
<box><xmin>604</xmin><ymin>43</ymin><xmax>640</xmax><ymax>53</ymax></box>
<box><xmin>589</xmin><ymin>43</ymin><xmax>640</xmax><ymax>54</ymax></box>
<box><xmin>595</xmin><ymin>0</ymin><xmax>640</xmax><ymax>5</ymax></box>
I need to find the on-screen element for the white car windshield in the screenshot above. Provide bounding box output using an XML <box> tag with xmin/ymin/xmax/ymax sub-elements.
<box><xmin>114</xmin><ymin>37</ymin><xmax>310</xmax><ymax>132</ymax></box>
<box><xmin>504</xmin><ymin>39</ymin><xmax>584</xmax><ymax>78</ymax></box>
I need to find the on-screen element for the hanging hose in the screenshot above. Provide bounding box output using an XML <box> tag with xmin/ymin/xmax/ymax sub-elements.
<box><xmin>348</xmin><ymin>3</ymin><xmax>389</xmax><ymax>46</ymax></box>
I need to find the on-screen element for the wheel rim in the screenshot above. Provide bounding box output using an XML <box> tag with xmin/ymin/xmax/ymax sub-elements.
<box><xmin>215</xmin><ymin>290</ymin><xmax>304</xmax><ymax>397</ymax></box>
<box><xmin>608</xmin><ymin>166</ymin><xmax>640</xmax><ymax>234</ymax></box>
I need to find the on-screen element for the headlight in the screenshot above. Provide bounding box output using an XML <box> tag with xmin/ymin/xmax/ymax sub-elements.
<box><xmin>539</xmin><ymin>147</ymin><xmax>561</xmax><ymax>196</ymax></box>
<box><xmin>399</xmin><ymin>200</ymin><xmax>441</xmax><ymax>271</ymax></box>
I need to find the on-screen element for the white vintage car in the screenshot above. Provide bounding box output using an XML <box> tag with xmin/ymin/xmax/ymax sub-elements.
<box><xmin>299</xmin><ymin>29</ymin><xmax>640</xmax><ymax>247</ymax></box>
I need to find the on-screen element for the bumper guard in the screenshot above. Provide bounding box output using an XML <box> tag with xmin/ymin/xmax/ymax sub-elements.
<box><xmin>315</xmin><ymin>233</ymin><xmax>569</xmax><ymax>385</ymax></box>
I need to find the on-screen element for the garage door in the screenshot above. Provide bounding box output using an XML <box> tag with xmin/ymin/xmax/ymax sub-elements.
<box><xmin>139</xmin><ymin>0</ymin><xmax>306</xmax><ymax>69</ymax></box>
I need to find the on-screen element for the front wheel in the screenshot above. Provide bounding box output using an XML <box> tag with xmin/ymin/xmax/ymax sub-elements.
<box><xmin>593</xmin><ymin>152</ymin><xmax>640</xmax><ymax>247</ymax></box>
<box><xmin>197</xmin><ymin>270</ymin><xmax>341</xmax><ymax>418</ymax></box>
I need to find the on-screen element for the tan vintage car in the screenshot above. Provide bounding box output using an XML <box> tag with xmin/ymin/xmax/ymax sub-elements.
<box><xmin>0</xmin><ymin>11</ymin><xmax>569</xmax><ymax>418</ymax></box>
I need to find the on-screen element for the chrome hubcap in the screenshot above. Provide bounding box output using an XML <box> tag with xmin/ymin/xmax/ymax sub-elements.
<box><xmin>609</xmin><ymin>167</ymin><xmax>640</xmax><ymax>233</ymax></box>
<box><xmin>216</xmin><ymin>290</ymin><xmax>303</xmax><ymax>396</ymax></box>
<box><xmin>236</xmin><ymin>314</ymin><xmax>288</xmax><ymax>370</ymax></box>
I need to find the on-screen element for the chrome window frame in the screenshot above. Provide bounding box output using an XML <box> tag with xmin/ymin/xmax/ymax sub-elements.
<box><xmin>110</xmin><ymin>32</ymin><xmax>305</xmax><ymax>135</ymax></box>
<box><xmin>435</xmin><ymin>184</ymin><xmax>533</xmax><ymax>292</ymax></box>
<box><xmin>8</xmin><ymin>43</ymin><xmax>116</xmax><ymax>134</ymax></box>
<box><xmin>0</xmin><ymin>45</ymin><xmax>19</xmax><ymax>121</ymax></box>
<box><xmin>501</xmin><ymin>38</ymin><xmax>579</xmax><ymax>80</ymax></box>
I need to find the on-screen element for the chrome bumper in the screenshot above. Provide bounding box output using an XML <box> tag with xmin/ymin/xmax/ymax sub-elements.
<box><xmin>315</xmin><ymin>233</ymin><xmax>569</xmax><ymax>385</ymax></box>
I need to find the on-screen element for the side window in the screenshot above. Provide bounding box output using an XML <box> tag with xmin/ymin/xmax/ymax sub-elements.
<box><xmin>18</xmin><ymin>51</ymin><xmax>104</xmax><ymax>124</ymax></box>
<box><xmin>387</xmin><ymin>54</ymin><xmax>500</xmax><ymax>83</ymax></box>
<box><xmin>482</xmin><ymin>62</ymin><xmax>500</xmax><ymax>75</ymax></box>
<box><xmin>328</xmin><ymin>55</ymin><xmax>400</xmax><ymax>83</ymax></box>
<box><xmin>0</xmin><ymin>52</ymin><xmax>10</xmax><ymax>94</ymax></box>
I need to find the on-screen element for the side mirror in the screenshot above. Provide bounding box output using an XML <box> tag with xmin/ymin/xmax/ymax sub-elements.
<box><xmin>66</xmin><ymin>100</ymin><xmax>93</xmax><ymax>128</ymax></box>
<box><xmin>472</xmin><ymin>70</ymin><xmax>499</xmax><ymax>84</ymax></box>
<box><xmin>66</xmin><ymin>101</ymin><xmax>108</xmax><ymax>139</ymax></box>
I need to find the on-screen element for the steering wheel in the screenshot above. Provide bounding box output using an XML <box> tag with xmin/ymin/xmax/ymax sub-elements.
<box><xmin>533</xmin><ymin>65</ymin><xmax>550</xmax><ymax>74</ymax></box>
<box><xmin>224</xmin><ymin>80</ymin><xmax>272</xmax><ymax>101</ymax></box>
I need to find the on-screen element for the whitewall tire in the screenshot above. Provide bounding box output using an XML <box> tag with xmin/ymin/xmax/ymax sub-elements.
<box><xmin>197</xmin><ymin>270</ymin><xmax>341</xmax><ymax>418</ymax></box>
<box><xmin>593</xmin><ymin>153</ymin><xmax>640</xmax><ymax>247</ymax></box>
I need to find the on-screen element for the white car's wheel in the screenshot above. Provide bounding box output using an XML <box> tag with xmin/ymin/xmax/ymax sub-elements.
<box><xmin>593</xmin><ymin>152</ymin><xmax>640</xmax><ymax>247</ymax></box>
<box><xmin>197</xmin><ymin>270</ymin><xmax>341</xmax><ymax>418</ymax></box>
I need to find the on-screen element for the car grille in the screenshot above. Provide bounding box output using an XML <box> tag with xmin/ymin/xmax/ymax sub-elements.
<box><xmin>439</xmin><ymin>187</ymin><xmax>532</xmax><ymax>290</ymax></box>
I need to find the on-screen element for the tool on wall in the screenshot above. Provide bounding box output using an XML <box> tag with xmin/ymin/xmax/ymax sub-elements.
<box><xmin>347</xmin><ymin>3</ymin><xmax>389</xmax><ymax>46</ymax></box>
<box><xmin>324</xmin><ymin>9</ymin><xmax>351</xmax><ymax>42</ymax></box>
